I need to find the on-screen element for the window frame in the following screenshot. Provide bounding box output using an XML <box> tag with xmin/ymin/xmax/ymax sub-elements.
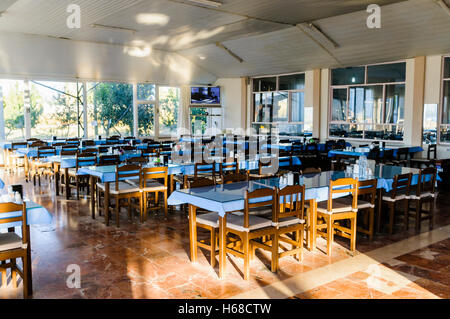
<box><xmin>328</xmin><ymin>60</ymin><xmax>406</xmax><ymax>143</ymax></box>
<box><xmin>251</xmin><ymin>71</ymin><xmax>306</xmax><ymax>137</ymax></box>
<box><xmin>438</xmin><ymin>55</ymin><xmax>450</xmax><ymax>145</ymax></box>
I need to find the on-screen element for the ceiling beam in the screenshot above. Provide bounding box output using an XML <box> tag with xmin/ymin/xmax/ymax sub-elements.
<box><xmin>215</xmin><ymin>42</ymin><xmax>244</xmax><ymax>63</ymax></box>
<box><xmin>436</xmin><ymin>0</ymin><xmax>450</xmax><ymax>16</ymax></box>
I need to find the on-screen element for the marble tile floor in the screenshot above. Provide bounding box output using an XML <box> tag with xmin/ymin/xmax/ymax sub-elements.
<box><xmin>0</xmin><ymin>169</ymin><xmax>449</xmax><ymax>299</ymax></box>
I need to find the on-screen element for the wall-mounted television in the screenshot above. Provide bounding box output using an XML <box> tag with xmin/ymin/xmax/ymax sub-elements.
<box><xmin>190</xmin><ymin>86</ymin><xmax>221</xmax><ymax>106</ymax></box>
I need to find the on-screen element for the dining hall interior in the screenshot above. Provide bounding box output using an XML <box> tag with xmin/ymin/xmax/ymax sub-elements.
<box><xmin>0</xmin><ymin>0</ymin><xmax>449</xmax><ymax>300</ymax></box>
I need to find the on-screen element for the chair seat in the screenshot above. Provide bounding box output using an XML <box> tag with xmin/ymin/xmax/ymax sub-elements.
<box><xmin>225</xmin><ymin>213</ymin><xmax>273</xmax><ymax>232</ymax></box>
<box><xmin>382</xmin><ymin>194</ymin><xmax>407</xmax><ymax>202</ymax></box>
<box><xmin>248</xmin><ymin>206</ymin><xmax>272</xmax><ymax>217</ymax></box>
<box><xmin>337</xmin><ymin>196</ymin><xmax>375</xmax><ymax>209</ymax></box>
<box><xmin>68</xmin><ymin>168</ymin><xmax>89</xmax><ymax>177</ymax></box>
<box><xmin>317</xmin><ymin>198</ymin><xmax>357</xmax><ymax>214</ymax></box>
<box><xmin>410</xmin><ymin>158</ymin><xmax>433</xmax><ymax>163</ymax></box>
<box><xmin>409</xmin><ymin>190</ymin><xmax>435</xmax><ymax>200</ymax></box>
<box><xmin>142</xmin><ymin>180</ymin><xmax>167</xmax><ymax>192</ymax></box>
<box><xmin>97</xmin><ymin>182</ymin><xmax>140</xmax><ymax>195</ymax></box>
<box><xmin>0</xmin><ymin>233</ymin><xmax>27</xmax><ymax>251</ymax></box>
<box><xmin>275</xmin><ymin>216</ymin><xmax>305</xmax><ymax>228</ymax></box>
<box><xmin>196</xmin><ymin>212</ymin><xmax>219</xmax><ymax>228</ymax></box>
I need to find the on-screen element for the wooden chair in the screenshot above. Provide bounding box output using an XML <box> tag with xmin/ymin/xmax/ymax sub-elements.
<box><xmin>0</xmin><ymin>202</ymin><xmax>30</xmax><ymax>298</ymax></box>
<box><xmin>315</xmin><ymin>178</ymin><xmax>359</xmax><ymax>256</ymax></box>
<box><xmin>65</xmin><ymin>138</ymin><xmax>80</xmax><ymax>146</ymax></box>
<box><xmin>68</xmin><ymin>153</ymin><xmax>97</xmax><ymax>200</ymax></box>
<box><xmin>81</xmin><ymin>140</ymin><xmax>95</xmax><ymax>147</ymax></box>
<box><xmin>80</xmin><ymin>147</ymin><xmax>98</xmax><ymax>154</ymax></box>
<box><xmin>218</xmin><ymin>159</ymin><xmax>239</xmax><ymax>176</ymax></box>
<box><xmin>226</xmin><ymin>188</ymin><xmax>277</xmax><ymax>279</ymax></box>
<box><xmin>60</xmin><ymin>150</ymin><xmax>77</xmax><ymax>156</ymax></box>
<box><xmin>301</xmin><ymin>167</ymin><xmax>321</xmax><ymax>176</ymax></box>
<box><xmin>126</xmin><ymin>156</ymin><xmax>149</xmax><ymax>165</ymax></box>
<box><xmin>96</xmin><ymin>164</ymin><xmax>142</xmax><ymax>227</ymax></box>
<box><xmin>407</xmin><ymin>167</ymin><xmax>437</xmax><ymax>232</ymax></box>
<box><xmin>248</xmin><ymin>157</ymin><xmax>277</xmax><ymax>180</ymax></box>
<box><xmin>30</xmin><ymin>147</ymin><xmax>56</xmax><ymax>186</ymax></box>
<box><xmin>270</xmin><ymin>185</ymin><xmax>305</xmax><ymax>271</ymax></box>
<box><xmin>381</xmin><ymin>149</ymin><xmax>395</xmax><ymax>164</ymax></box>
<box><xmin>410</xmin><ymin>144</ymin><xmax>437</xmax><ymax>168</ymax></box>
<box><xmin>352</xmin><ymin>179</ymin><xmax>378</xmax><ymax>241</ymax></box>
<box><xmin>221</xmin><ymin>172</ymin><xmax>249</xmax><ymax>184</ymax></box>
<box><xmin>98</xmin><ymin>155</ymin><xmax>120</xmax><ymax>166</ymax></box>
<box><xmin>194</xmin><ymin>161</ymin><xmax>216</xmax><ymax>180</ymax></box>
<box><xmin>141</xmin><ymin>166</ymin><xmax>169</xmax><ymax>219</ymax></box>
<box><xmin>392</xmin><ymin>147</ymin><xmax>410</xmax><ymax>167</ymax></box>
<box><xmin>379</xmin><ymin>173</ymin><xmax>412</xmax><ymax>235</ymax></box>
<box><xmin>186</xmin><ymin>178</ymin><xmax>220</xmax><ymax>267</ymax></box>
<box><xmin>9</xmin><ymin>142</ymin><xmax>28</xmax><ymax>173</ymax></box>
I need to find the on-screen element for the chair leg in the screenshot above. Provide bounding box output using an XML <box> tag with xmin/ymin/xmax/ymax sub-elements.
<box><xmin>415</xmin><ymin>200</ymin><xmax>421</xmax><ymax>233</ymax></box>
<box><xmin>210</xmin><ymin>229</ymin><xmax>216</xmax><ymax>268</ymax></box>
<box><xmin>368</xmin><ymin>208</ymin><xmax>374</xmax><ymax>241</ymax></box>
<box><xmin>22</xmin><ymin>254</ymin><xmax>29</xmax><ymax>299</ymax></box>
<box><xmin>326</xmin><ymin>216</ymin><xmax>333</xmax><ymax>256</ymax></box>
<box><xmin>243</xmin><ymin>232</ymin><xmax>250</xmax><ymax>280</ymax></box>
<box><xmin>11</xmin><ymin>258</ymin><xmax>17</xmax><ymax>288</ymax></box>
<box><xmin>271</xmin><ymin>232</ymin><xmax>278</xmax><ymax>273</ymax></box>
<box><xmin>350</xmin><ymin>216</ymin><xmax>357</xmax><ymax>252</ymax></box>
<box><xmin>140</xmin><ymin>193</ymin><xmax>144</xmax><ymax>224</ymax></box>
<box><xmin>389</xmin><ymin>203</ymin><xmax>395</xmax><ymax>235</ymax></box>
<box><xmin>299</xmin><ymin>228</ymin><xmax>304</xmax><ymax>262</ymax></box>
<box><xmin>76</xmin><ymin>178</ymin><xmax>80</xmax><ymax>200</ymax></box>
<box><xmin>164</xmin><ymin>190</ymin><xmax>168</xmax><ymax>217</ymax></box>
<box><xmin>143</xmin><ymin>192</ymin><xmax>148</xmax><ymax>221</ymax></box>
<box><xmin>1</xmin><ymin>265</ymin><xmax>6</xmax><ymax>288</ymax></box>
<box><xmin>404</xmin><ymin>199</ymin><xmax>409</xmax><ymax>231</ymax></box>
<box><xmin>115</xmin><ymin>195</ymin><xmax>120</xmax><ymax>227</ymax></box>
<box><xmin>429</xmin><ymin>199</ymin><xmax>435</xmax><ymax>230</ymax></box>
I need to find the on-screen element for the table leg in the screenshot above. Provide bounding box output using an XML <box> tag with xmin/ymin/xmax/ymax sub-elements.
<box><xmin>308</xmin><ymin>199</ymin><xmax>317</xmax><ymax>251</ymax></box>
<box><xmin>26</xmin><ymin>225</ymin><xmax>33</xmax><ymax>295</ymax></box>
<box><xmin>65</xmin><ymin>168</ymin><xmax>70</xmax><ymax>200</ymax></box>
<box><xmin>219</xmin><ymin>214</ymin><xmax>227</xmax><ymax>279</ymax></box>
<box><xmin>188</xmin><ymin>204</ymin><xmax>197</xmax><ymax>262</ymax></box>
<box><xmin>54</xmin><ymin>163</ymin><xmax>60</xmax><ymax>196</ymax></box>
<box><xmin>90</xmin><ymin>176</ymin><xmax>95</xmax><ymax>219</ymax></box>
<box><xmin>105</xmin><ymin>182</ymin><xmax>110</xmax><ymax>226</ymax></box>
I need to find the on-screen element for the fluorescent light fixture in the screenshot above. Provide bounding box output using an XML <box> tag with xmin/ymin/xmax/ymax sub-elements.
<box><xmin>186</xmin><ymin>0</ymin><xmax>222</xmax><ymax>8</ymax></box>
<box><xmin>198</xmin><ymin>55</ymin><xmax>206</xmax><ymax>60</ymax></box>
<box><xmin>91</xmin><ymin>23</ymin><xmax>137</xmax><ymax>34</ymax></box>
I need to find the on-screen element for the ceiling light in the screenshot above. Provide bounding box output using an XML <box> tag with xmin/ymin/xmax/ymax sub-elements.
<box><xmin>198</xmin><ymin>55</ymin><xmax>206</xmax><ymax>60</ymax></box>
<box><xmin>186</xmin><ymin>0</ymin><xmax>222</xmax><ymax>8</ymax></box>
<box><xmin>136</xmin><ymin>13</ymin><xmax>170</xmax><ymax>26</ymax></box>
<box><xmin>91</xmin><ymin>24</ymin><xmax>137</xmax><ymax>34</ymax></box>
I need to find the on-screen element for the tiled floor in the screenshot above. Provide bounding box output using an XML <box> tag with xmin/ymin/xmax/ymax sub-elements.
<box><xmin>0</xmin><ymin>169</ymin><xmax>449</xmax><ymax>299</ymax></box>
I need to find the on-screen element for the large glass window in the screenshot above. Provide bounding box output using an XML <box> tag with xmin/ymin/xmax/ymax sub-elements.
<box><xmin>423</xmin><ymin>104</ymin><xmax>438</xmax><ymax>144</ymax></box>
<box><xmin>138</xmin><ymin>104</ymin><xmax>155</xmax><ymax>136</ymax></box>
<box><xmin>87</xmin><ymin>82</ymin><xmax>133</xmax><ymax>138</ymax></box>
<box><xmin>1</xmin><ymin>80</ymin><xmax>26</xmax><ymax>140</ymax></box>
<box><xmin>329</xmin><ymin>61</ymin><xmax>406</xmax><ymax>141</ymax></box>
<box><xmin>158</xmin><ymin>86</ymin><xmax>180</xmax><ymax>136</ymax></box>
<box><xmin>252</xmin><ymin>72</ymin><xmax>307</xmax><ymax>136</ymax></box>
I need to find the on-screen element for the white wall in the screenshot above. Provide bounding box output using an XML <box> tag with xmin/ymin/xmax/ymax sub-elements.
<box><xmin>0</xmin><ymin>32</ymin><xmax>216</xmax><ymax>85</ymax></box>
<box><xmin>214</xmin><ymin>78</ymin><xmax>244</xmax><ymax>131</ymax></box>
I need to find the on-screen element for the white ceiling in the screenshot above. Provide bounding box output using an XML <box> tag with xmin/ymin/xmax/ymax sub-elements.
<box><xmin>0</xmin><ymin>0</ymin><xmax>449</xmax><ymax>80</ymax></box>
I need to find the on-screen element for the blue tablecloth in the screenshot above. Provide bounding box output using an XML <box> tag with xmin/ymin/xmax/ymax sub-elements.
<box><xmin>0</xmin><ymin>178</ymin><xmax>4</xmax><ymax>190</ymax></box>
<box><xmin>328</xmin><ymin>146</ymin><xmax>424</xmax><ymax>158</ymax></box>
<box><xmin>0</xmin><ymin>200</ymin><xmax>53</xmax><ymax>228</ymax></box>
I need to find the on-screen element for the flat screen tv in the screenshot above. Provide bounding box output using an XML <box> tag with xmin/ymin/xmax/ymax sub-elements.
<box><xmin>190</xmin><ymin>86</ymin><xmax>221</xmax><ymax>106</ymax></box>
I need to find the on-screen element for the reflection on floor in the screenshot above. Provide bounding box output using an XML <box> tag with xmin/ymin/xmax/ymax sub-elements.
<box><xmin>0</xmin><ymin>169</ymin><xmax>449</xmax><ymax>299</ymax></box>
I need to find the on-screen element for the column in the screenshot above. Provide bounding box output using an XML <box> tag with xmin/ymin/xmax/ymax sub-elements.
<box><xmin>23</xmin><ymin>80</ymin><xmax>32</xmax><ymax>139</ymax></box>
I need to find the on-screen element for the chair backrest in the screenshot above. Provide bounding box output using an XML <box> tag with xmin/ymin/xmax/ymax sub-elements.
<box><xmin>278</xmin><ymin>153</ymin><xmax>292</xmax><ymax>170</ymax></box>
<box><xmin>61</xmin><ymin>144</ymin><xmax>78</xmax><ymax>151</ymax></box>
<box><xmin>98</xmin><ymin>146</ymin><xmax>109</xmax><ymax>153</ymax></box>
<box><xmin>82</xmin><ymin>140</ymin><xmax>95</xmax><ymax>146</ymax></box>
<box><xmin>124</xmin><ymin>136</ymin><xmax>134</xmax><ymax>140</ymax></box>
<box><xmin>415</xmin><ymin>167</ymin><xmax>437</xmax><ymax>195</ymax></box>
<box><xmin>335</xmin><ymin>139</ymin><xmax>347</xmax><ymax>150</ymax></box>
<box><xmin>325</xmin><ymin>140</ymin><xmax>336</xmax><ymax>151</ymax></box>
<box><xmin>258</xmin><ymin>157</ymin><xmax>275</xmax><ymax>176</ymax></box>
<box><xmin>60</xmin><ymin>150</ymin><xmax>77</xmax><ymax>156</ymax></box>
<box><xmin>396</xmin><ymin>147</ymin><xmax>409</xmax><ymax>160</ymax></box>
<box><xmin>391</xmin><ymin>173</ymin><xmax>412</xmax><ymax>198</ymax></box>
<box><xmin>327</xmin><ymin>178</ymin><xmax>359</xmax><ymax>212</ymax></box>
<box><xmin>115</xmin><ymin>164</ymin><xmax>141</xmax><ymax>191</ymax></box>
<box><xmin>30</xmin><ymin>141</ymin><xmax>46</xmax><ymax>148</ymax></box>
<box><xmin>368</xmin><ymin>147</ymin><xmax>380</xmax><ymax>161</ymax></box>
<box><xmin>66</xmin><ymin>138</ymin><xmax>79</xmax><ymax>146</ymax></box>
<box><xmin>143</xmin><ymin>147</ymin><xmax>159</xmax><ymax>157</ymax></box>
<box><xmin>219</xmin><ymin>159</ymin><xmax>239</xmax><ymax>175</ymax></box>
<box><xmin>276</xmin><ymin>184</ymin><xmax>305</xmax><ymax>223</ymax></box>
<box><xmin>76</xmin><ymin>153</ymin><xmax>97</xmax><ymax>169</ymax></box>
<box><xmin>244</xmin><ymin>188</ymin><xmax>276</xmax><ymax>228</ymax></box>
<box><xmin>27</xmin><ymin>138</ymin><xmax>40</xmax><ymax>142</ymax></box>
<box><xmin>121</xmin><ymin>145</ymin><xmax>136</xmax><ymax>151</ymax></box>
<box><xmin>81</xmin><ymin>147</ymin><xmax>99</xmax><ymax>154</ymax></box>
<box><xmin>51</xmin><ymin>142</ymin><xmax>66</xmax><ymax>147</ymax></box>
<box><xmin>382</xmin><ymin>149</ymin><xmax>394</xmax><ymax>163</ymax></box>
<box><xmin>126</xmin><ymin>156</ymin><xmax>149</xmax><ymax>165</ymax></box>
<box><xmin>221</xmin><ymin>172</ymin><xmax>248</xmax><ymax>184</ymax></box>
<box><xmin>186</xmin><ymin>177</ymin><xmax>216</xmax><ymax>188</ymax></box>
<box><xmin>357</xmin><ymin>179</ymin><xmax>377</xmax><ymax>205</ymax></box>
<box><xmin>11</xmin><ymin>142</ymin><xmax>28</xmax><ymax>150</ymax></box>
<box><xmin>142</xmin><ymin>166</ymin><xmax>168</xmax><ymax>187</ymax></box>
<box><xmin>98</xmin><ymin>154</ymin><xmax>120</xmax><ymax>166</ymax></box>
<box><xmin>37</xmin><ymin>146</ymin><xmax>56</xmax><ymax>159</ymax></box>
<box><xmin>301</xmin><ymin>167</ymin><xmax>321</xmax><ymax>176</ymax></box>
<box><xmin>427</xmin><ymin>144</ymin><xmax>437</xmax><ymax>160</ymax></box>
<box><xmin>194</xmin><ymin>161</ymin><xmax>216</xmax><ymax>179</ymax></box>
<box><xmin>0</xmin><ymin>202</ymin><xmax>28</xmax><ymax>246</ymax></box>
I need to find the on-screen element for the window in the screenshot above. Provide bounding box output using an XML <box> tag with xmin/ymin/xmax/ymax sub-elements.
<box><xmin>158</xmin><ymin>86</ymin><xmax>180</xmax><ymax>136</ymax></box>
<box><xmin>440</xmin><ymin>57</ymin><xmax>450</xmax><ymax>143</ymax></box>
<box><xmin>87</xmin><ymin>82</ymin><xmax>134</xmax><ymax>138</ymax></box>
<box><xmin>1</xmin><ymin>80</ymin><xmax>27</xmax><ymax>140</ymax></box>
<box><xmin>329</xmin><ymin>61</ymin><xmax>406</xmax><ymax>141</ymax></box>
<box><xmin>251</xmin><ymin>72</ymin><xmax>307</xmax><ymax>136</ymax></box>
